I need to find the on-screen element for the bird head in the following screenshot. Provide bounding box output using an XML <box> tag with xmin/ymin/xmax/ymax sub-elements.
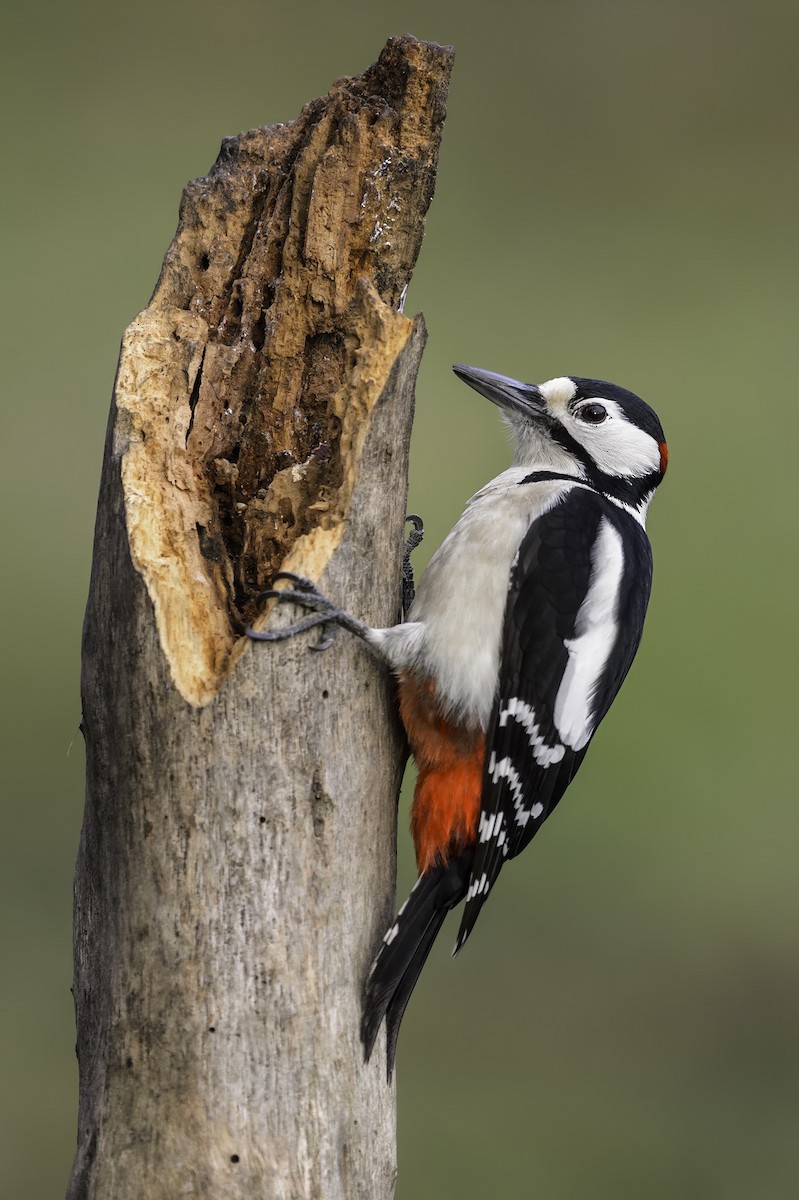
<box><xmin>452</xmin><ymin>364</ymin><xmax>668</xmax><ymax>518</ymax></box>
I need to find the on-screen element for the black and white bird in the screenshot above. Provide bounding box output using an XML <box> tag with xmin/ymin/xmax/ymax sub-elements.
<box><xmin>249</xmin><ymin>364</ymin><xmax>668</xmax><ymax>1077</ymax></box>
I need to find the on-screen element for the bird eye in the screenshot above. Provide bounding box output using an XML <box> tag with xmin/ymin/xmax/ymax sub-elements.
<box><xmin>577</xmin><ymin>402</ymin><xmax>608</xmax><ymax>424</ymax></box>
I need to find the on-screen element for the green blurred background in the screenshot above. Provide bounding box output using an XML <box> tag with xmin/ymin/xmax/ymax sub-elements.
<box><xmin>3</xmin><ymin>1</ymin><xmax>798</xmax><ymax>1195</ymax></box>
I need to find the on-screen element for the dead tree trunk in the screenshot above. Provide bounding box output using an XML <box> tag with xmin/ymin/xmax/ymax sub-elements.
<box><xmin>69</xmin><ymin>36</ymin><xmax>453</xmax><ymax>1200</ymax></box>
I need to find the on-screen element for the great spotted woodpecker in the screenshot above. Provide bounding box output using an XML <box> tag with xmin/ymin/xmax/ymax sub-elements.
<box><xmin>249</xmin><ymin>364</ymin><xmax>668</xmax><ymax>1077</ymax></box>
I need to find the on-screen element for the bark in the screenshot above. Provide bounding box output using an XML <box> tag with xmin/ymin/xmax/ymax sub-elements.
<box><xmin>69</xmin><ymin>36</ymin><xmax>453</xmax><ymax>1200</ymax></box>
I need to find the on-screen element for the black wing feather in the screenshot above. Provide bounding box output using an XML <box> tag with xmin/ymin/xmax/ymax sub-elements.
<box><xmin>455</xmin><ymin>488</ymin><xmax>652</xmax><ymax>951</ymax></box>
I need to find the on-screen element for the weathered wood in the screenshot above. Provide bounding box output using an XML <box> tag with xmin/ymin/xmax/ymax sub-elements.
<box><xmin>69</xmin><ymin>36</ymin><xmax>453</xmax><ymax>1200</ymax></box>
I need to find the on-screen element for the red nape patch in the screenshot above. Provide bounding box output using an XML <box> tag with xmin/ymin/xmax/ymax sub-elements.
<box><xmin>398</xmin><ymin>672</ymin><xmax>485</xmax><ymax>873</ymax></box>
<box><xmin>659</xmin><ymin>441</ymin><xmax>669</xmax><ymax>475</ymax></box>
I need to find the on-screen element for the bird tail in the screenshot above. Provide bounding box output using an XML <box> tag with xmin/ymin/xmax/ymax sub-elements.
<box><xmin>361</xmin><ymin>851</ymin><xmax>472</xmax><ymax>1079</ymax></box>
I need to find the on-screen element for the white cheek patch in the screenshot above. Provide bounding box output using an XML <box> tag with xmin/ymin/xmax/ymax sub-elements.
<box><xmin>572</xmin><ymin>398</ymin><xmax>661</xmax><ymax>478</ymax></box>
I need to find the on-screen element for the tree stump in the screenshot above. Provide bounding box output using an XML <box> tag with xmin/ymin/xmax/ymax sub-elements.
<box><xmin>70</xmin><ymin>35</ymin><xmax>453</xmax><ymax>1200</ymax></box>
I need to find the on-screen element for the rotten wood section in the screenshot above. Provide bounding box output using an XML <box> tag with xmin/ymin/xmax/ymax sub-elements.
<box><xmin>117</xmin><ymin>35</ymin><xmax>451</xmax><ymax>705</ymax></box>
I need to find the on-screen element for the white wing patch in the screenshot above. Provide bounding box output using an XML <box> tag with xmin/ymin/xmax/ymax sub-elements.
<box><xmin>554</xmin><ymin>517</ymin><xmax>625</xmax><ymax>750</ymax></box>
<box><xmin>499</xmin><ymin>697</ymin><xmax>565</xmax><ymax>767</ymax></box>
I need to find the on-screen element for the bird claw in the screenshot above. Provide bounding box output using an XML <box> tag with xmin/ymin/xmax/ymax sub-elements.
<box><xmin>402</xmin><ymin>514</ymin><xmax>424</xmax><ymax>617</ymax></box>
<box><xmin>246</xmin><ymin>573</ymin><xmax>352</xmax><ymax>651</ymax></box>
<box><xmin>310</xmin><ymin>625</ymin><xmax>340</xmax><ymax>652</ymax></box>
<box><xmin>270</xmin><ymin>572</ymin><xmax>320</xmax><ymax>594</ymax></box>
<box><xmin>405</xmin><ymin>514</ymin><xmax>424</xmax><ymax>550</ymax></box>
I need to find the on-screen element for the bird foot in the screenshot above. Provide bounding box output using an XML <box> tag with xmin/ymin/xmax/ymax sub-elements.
<box><xmin>245</xmin><ymin>573</ymin><xmax>367</xmax><ymax>652</ymax></box>
<box><xmin>402</xmin><ymin>514</ymin><xmax>424</xmax><ymax>617</ymax></box>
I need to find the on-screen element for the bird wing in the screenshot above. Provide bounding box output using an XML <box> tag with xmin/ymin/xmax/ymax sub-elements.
<box><xmin>454</xmin><ymin>486</ymin><xmax>653</xmax><ymax>952</ymax></box>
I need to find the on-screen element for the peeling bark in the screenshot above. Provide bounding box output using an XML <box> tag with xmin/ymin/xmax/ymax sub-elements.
<box><xmin>70</xmin><ymin>36</ymin><xmax>453</xmax><ymax>1200</ymax></box>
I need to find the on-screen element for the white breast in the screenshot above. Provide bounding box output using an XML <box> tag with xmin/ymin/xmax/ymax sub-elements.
<box><xmin>373</xmin><ymin>471</ymin><xmax>575</xmax><ymax>728</ymax></box>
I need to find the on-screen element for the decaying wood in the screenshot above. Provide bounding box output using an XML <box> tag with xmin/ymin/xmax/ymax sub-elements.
<box><xmin>70</xmin><ymin>35</ymin><xmax>453</xmax><ymax>1200</ymax></box>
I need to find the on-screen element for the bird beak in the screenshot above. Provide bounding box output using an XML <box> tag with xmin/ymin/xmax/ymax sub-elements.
<box><xmin>452</xmin><ymin>364</ymin><xmax>546</xmax><ymax>421</ymax></box>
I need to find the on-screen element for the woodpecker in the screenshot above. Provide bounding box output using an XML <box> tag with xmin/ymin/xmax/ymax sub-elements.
<box><xmin>248</xmin><ymin>364</ymin><xmax>668</xmax><ymax>1078</ymax></box>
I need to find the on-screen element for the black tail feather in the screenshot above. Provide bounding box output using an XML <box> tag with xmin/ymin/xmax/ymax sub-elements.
<box><xmin>361</xmin><ymin>873</ymin><xmax>442</xmax><ymax>1066</ymax></box>
<box><xmin>362</xmin><ymin>851</ymin><xmax>472</xmax><ymax>1078</ymax></box>
<box><xmin>383</xmin><ymin>907</ymin><xmax>448</xmax><ymax>1077</ymax></box>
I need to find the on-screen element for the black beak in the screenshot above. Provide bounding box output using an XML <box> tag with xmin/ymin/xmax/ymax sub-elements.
<box><xmin>452</xmin><ymin>364</ymin><xmax>546</xmax><ymax>420</ymax></box>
